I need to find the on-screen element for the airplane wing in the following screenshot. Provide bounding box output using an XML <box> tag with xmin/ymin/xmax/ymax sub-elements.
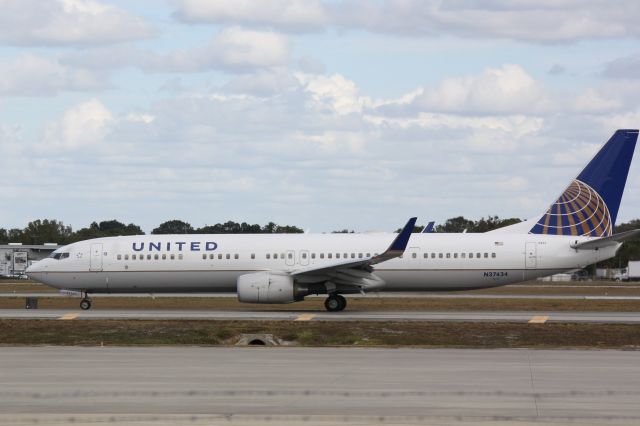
<box><xmin>290</xmin><ymin>217</ymin><xmax>417</xmax><ymax>291</ymax></box>
<box><xmin>570</xmin><ymin>229</ymin><xmax>640</xmax><ymax>250</ymax></box>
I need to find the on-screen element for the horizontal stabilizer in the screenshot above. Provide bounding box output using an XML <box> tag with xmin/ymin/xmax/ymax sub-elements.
<box><xmin>570</xmin><ymin>229</ymin><xmax>640</xmax><ymax>250</ymax></box>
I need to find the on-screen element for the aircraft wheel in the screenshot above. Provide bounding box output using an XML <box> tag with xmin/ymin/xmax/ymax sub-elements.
<box><xmin>336</xmin><ymin>294</ymin><xmax>347</xmax><ymax>311</ymax></box>
<box><xmin>80</xmin><ymin>299</ymin><xmax>92</xmax><ymax>310</ymax></box>
<box><xmin>324</xmin><ymin>295</ymin><xmax>347</xmax><ymax>312</ymax></box>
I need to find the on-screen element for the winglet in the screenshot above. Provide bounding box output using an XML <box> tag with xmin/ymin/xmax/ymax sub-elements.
<box><xmin>422</xmin><ymin>221</ymin><xmax>435</xmax><ymax>233</ymax></box>
<box><xmin>389</xmin><ymin>217</ymin><xmax>417</xmax><ymax>252</ymax></box>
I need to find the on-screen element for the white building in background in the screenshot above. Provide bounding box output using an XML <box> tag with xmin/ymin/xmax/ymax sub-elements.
<box><xmin>0</xmin><ymin>244</ymin><xmax>59</xmax><ymax>277</ymax></box>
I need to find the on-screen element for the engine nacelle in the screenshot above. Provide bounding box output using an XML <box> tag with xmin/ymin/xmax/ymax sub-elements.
<box><xmin>237</xmin><ymin>272</ymin><xmax>307</xmax><ymax>304</ymax></box>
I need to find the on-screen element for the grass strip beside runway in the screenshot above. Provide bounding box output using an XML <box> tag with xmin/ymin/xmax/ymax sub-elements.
<box><xmin>1</xmin><ymin>319</ymin><xmax>639</xmax><ymax>348</ymax></box>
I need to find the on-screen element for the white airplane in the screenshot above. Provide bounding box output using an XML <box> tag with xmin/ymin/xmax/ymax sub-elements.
<box><xmin>27</xmin><ymin>130</ymin><xmax>640</xmax><ymax>311</ymax></box>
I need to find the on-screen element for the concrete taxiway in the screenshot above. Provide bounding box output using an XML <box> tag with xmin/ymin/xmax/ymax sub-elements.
<box><xmin>1</xmin><ymin>308</ymin><xmax>640</xmax><ymax>323</ymax></box>
<box><xmin>1</xmin><ymin>347</ymin><xmax>639</xmax><ymax>425</ymax></box>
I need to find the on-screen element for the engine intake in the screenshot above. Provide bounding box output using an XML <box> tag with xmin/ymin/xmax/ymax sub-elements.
<box><xmin>237</xmin><ymin>272</ymin><xmax>308</xmax><ymax>304</ymax></box>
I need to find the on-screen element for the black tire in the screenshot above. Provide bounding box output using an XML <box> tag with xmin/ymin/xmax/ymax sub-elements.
<box><xmin>324</xmin><ymin>295</ymin><xmax>341</xmax><ymax>312</ymax></box>
<box><xmin>80</xmin><ymin>299</ymin><xmax>92</xmax><ymax>310</ymax></box>
<box><xmin>336</xmin><ymin>294</ymin><xmax>347</xmax><ymax>311</ymax></box>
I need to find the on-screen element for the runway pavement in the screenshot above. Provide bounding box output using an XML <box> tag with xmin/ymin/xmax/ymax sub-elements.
<box><xmin>1</xmin><ymin>308</ymin><xmax>640</xmax><ymax>323</ymax></box>
<box><xmin>0</xmin><ymin>347</ymin><xmax>639</xmax><ymax>425</ymax></box>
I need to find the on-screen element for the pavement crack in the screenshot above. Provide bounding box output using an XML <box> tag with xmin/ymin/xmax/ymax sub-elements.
<box><xmin>527</xmin><ymin>350</ymin><xmax>540</xmax><ymax>418</ymax></box>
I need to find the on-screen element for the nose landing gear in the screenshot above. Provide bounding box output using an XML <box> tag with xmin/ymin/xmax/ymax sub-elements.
<box><xmin>324</xmin><ymin>294</ymin><xmax>347</xmax><ymax>312</ymax></box>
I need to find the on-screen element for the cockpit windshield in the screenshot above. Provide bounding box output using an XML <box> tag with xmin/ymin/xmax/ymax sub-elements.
<box><xmin>48</xmin><ymin>252</ymin><xmax>69</xmax><ymax>260</ymax></box>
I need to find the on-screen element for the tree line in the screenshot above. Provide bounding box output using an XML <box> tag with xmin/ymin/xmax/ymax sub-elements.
<box><xmin>0</xmin><ymin>219</ymin><xmax>304</xmax><ymax>246</ymax></box>
<box><xmin>1</xmin><ymin>217</ymin><xmax>638</xmax><ymax>267</ymax></box>
<box><xmin>394</xmin><ymin>216</ymin><xmax>524</xmax><ymax>233</ymax></box>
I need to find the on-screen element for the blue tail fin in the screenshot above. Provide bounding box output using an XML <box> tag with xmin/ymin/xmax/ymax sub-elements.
<box><xmin>422</xmin><ymin>221</ymin><xmax>435</xmax><ymax>233</ymax></box>
<box><xmin>529</xmin><ymin>129</ymin><xmax>638</xmax><ymax>237</ymax></box>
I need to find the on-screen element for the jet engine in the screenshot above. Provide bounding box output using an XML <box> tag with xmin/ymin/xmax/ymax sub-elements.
<box><xmin>237</xmin><ymin>272</ymin><xmax>309</xmax><ymax>304</ymax></box>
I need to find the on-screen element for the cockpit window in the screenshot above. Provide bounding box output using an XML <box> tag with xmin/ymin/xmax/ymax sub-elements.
<box><xmin>49</xmin><ymin>252</ymin><xmax>69</xmax><ymax>260</ymax></box>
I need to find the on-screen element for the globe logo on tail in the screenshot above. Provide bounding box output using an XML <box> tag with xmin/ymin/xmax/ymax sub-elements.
<box><xmin>529</xmin><ymin>180</ymin><xmax>612</xmax><ymax>237</ymax></box>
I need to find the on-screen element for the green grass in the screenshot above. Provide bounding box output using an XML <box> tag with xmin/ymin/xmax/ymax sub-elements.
<box><xmin>1</xmin><ymin>319</ymin><xmax>639</xmax><ymax>349</ymax></box>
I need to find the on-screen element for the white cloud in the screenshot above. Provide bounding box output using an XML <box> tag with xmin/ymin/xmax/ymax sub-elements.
<box><xmin>61</xmin><ymin>27</ymin><xmax>290</xmax><ymax>73</ymax></box>
<box><xmin>44</xmin><ymin>99</ymin><xmax>113</xmax><ymax>149</ymax></box>
<box><xmin>174</xmin><ymin>0</ymin><xmax>328</xmax><ymax>32</ymax></box>
<box><xmin>125</xmin><ymin>113</ymin><xmax>155</xmax><ymax>124</ymax></box>
<box><xmin>378</xmin><ymin>65</ymin><xmax>550</xmax><ymax>116</ymax></box>
<box><xmin>0</xmin><ymin>0</ymin><xmax>152</xmax><ymax>46</ymax></box>
<box><xmin>5</xmin><ymin>64</ymin><xmax>640</xmax><ymax>231</ymax></box>
<box><xmin>297</xmin><ymin>73</ymin><xmax>370</xmax><ymax>114</ymax></box>
<box><xmin>0</xmin><ymin>54</ymin><xmax>106</xmax><ymax>96</ymax></box>
<box><xmin>172</xmin><ymin>0</ymin><xmax>640</xmax><ymax>43</ymax></box>
<box><xmin>212</xmin><ymin>27</ymin><xmax>290</xmax><ymax>69</ymax></box>
<box><xmin>370</xmin><ymin>0</ymin><xmax>640</xmax><ymax>43</ymax></box>
<box><xmin>571</xmin><ymin>89</ymin><xmax>622</xmax><ymax>114</ymax></box>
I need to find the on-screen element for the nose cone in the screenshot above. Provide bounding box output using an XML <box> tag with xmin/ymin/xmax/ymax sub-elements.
<box><xmin>25</xmin><ymin>261</ymin><xmax>41</xmax><ymax>277</ymax></box>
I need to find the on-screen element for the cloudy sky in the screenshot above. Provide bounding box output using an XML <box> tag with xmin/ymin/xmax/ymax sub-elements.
<box><xmin>1</xmin><ymin>0</ymin><xmax>640</xmax><ymax>233</ymax></box>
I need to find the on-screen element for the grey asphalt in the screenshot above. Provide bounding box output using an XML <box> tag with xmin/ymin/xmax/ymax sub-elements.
<box><xmin>0</xmin><ymin>347</ymin><xmax>639</xmax><ymax>425</ymax></box>
<box><xmin>1</xmin><ymin>308</ymin><xmax>640</xmax><ymax>323</ymax></box>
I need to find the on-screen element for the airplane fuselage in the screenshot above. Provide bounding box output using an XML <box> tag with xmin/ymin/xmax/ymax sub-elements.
<box><xmin>27</xmin><ymin>232</ymin><xmax>618</xmax><ymax>294</ymax></box>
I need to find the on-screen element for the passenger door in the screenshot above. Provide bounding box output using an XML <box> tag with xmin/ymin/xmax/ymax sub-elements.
<box><xmin>90</xmin><ymin>243</ymin><xmax>103</xmax><ymax>272</ymax></box>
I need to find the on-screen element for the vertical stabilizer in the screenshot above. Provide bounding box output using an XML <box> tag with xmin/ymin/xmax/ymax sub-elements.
<box><xmin>529</xmin><ymin>129</ymin><xmax>638</xmax><ymax>237</ymax></box>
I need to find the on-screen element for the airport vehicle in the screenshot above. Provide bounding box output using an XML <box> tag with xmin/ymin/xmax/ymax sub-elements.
<box><xmin>614</xmin><ymin>261</ymin><xmax>640</xmax><ymax>281</ymax></box>
<box><xmin>27</xmin><ymin>130</ymin><xmax>640</xmax><ymax>311</ymax></box>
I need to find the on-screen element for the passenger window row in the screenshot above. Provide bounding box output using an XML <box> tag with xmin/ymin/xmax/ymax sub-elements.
<box><xmin>117</xmin><ymin>253</ymin><xmax>183</xmax><ymax>261</ymax></box>
<box><xmin>202</xmin><ymin>253</ymin><xmax>240</xmax><ymax>260</ymax></box>
<box><xmin>265</xmin><ymin>252</ymin><xmax>375</xmax><ymax>260</ymax></box>
<box><xmin>413</xmin><ymin>252</ymin><xmax>497</xmax><ymax>259</ymax></box>
<box><xmin>118</xmin><ymin>251</ymin><xmax>496</xmax><ymax>262</ymax></box>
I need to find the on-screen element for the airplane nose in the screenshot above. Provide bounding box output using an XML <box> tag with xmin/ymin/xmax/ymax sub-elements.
<box><xmin>25</xmin><ymin>261</ymin><xmax>41</xmax><ymax>276</ymax></box>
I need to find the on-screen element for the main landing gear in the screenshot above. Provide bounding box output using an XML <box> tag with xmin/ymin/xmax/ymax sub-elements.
<box><xmin>324</xmin><ymin>294</ymin><xmax>347</xmax><ymax>312</ymax></box>
<box><xmin>80</xmin><ymin>292</ymin><xmax>92</xmax><ymax>310</ymax></box>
